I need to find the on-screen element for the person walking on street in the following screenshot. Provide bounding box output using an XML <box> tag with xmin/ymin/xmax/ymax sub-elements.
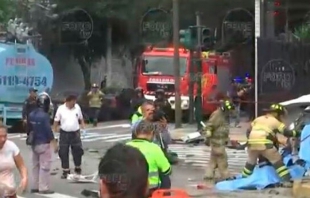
<box><xmin>28</xmin><ymin>94</ymin><xmax>58</xmax><ymax>194</ymax></box>
<box><xmin>0</xmin><ymin>125</ymin><xmax>28</xmax><ymax>198</ymax></box>
<box><xmin>53</xmin><ymin>95</ymin><xmax>85</xmax><ymax>179</ymax></box>
<box><xmin>202</xmin><ymin>100</ymin><xmax>235</xmax><ymax>181</ymax></box>
<box><xmin>228</xmin><ymin>79</ymin><xmax>245</xmax><ymax>128</ymax></box>
<box><xmin>87</xmin><ymin>83</ymin><xmax>104</xmax><ymax>127</ymax></box>
<box><xmin>22</xmin><ymin>88</ymin><xmax>38</xmax><ymax>136</ymax></box>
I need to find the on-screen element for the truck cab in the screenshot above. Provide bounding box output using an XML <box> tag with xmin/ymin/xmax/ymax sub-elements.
<box><xmin>134</xmin><ymin>47</ymin><xmax>218</xmax><ymax>117</ymax></box>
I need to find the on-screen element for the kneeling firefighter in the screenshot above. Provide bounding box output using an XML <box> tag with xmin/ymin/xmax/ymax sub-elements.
<box><xmin>202</xmin><ymin>100</ymin><xmax>234</xmax><ymax>181</ymax></box>
<box><xmin>241</xmin><ymin>103</ymin><xmax>301</xmax><ymax>187</ymax></box>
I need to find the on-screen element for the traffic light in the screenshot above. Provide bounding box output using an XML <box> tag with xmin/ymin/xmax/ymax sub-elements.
<box><xmin>179</xmin><ymin>28</ymin><xmax>196</xmax><ymax>49</ymax></box>
<box><xmin>274</xmin><ymin>0</ymin><xmax>281</xmax><ymax>16</ymax></box>
<box><xmin>201</xmin><ymin>28</ymin><xmax>213</xmax><ymax>50</ymax></box>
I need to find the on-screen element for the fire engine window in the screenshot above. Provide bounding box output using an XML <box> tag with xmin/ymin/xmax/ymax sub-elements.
<box><xmin>142</xmin><ymin>56</ymin><xmax>187</xmax><ymax>76</ymax></box>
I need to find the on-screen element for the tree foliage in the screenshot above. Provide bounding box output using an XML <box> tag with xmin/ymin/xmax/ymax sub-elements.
<box><xmin>294</xmin><ymin>23</ymin><xmax>310</xmax><ymax>42</ymax></box>
<box><xmin>0</xmin><ymin>0</ymin><xmax>17</xmax><ymax>26</ymax></box>
<box><xmin>36</xmin><ymin>0</ymin><xmax>254</xmax><ymax>89</ymax></box>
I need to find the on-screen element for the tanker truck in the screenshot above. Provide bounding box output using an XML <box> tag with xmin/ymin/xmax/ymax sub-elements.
<box><xmin>0</xmin><ymin>41</ymin><xmax>53</xmax><ymax>128</ymax></box>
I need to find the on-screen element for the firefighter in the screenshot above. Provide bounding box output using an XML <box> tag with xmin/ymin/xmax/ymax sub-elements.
<box><xmin>241</xmin><ymin>103</ymin><xmax>301</xmax><ymax>187</ymax></box>
<box><xmin>130</xmin><ymin>87</ymin><xmax>145</xmax><ymax>112</ymax></box>
<box><xmin>202</xmin><ymin>100</ymin><xmax>234</xmax><ymax>181</ymax></box>
<box><xmin>87</xmin><ymin>83</ymin><xmax>104</xmax><ymax>127</ymax></box>
<box><xmin>154</xmin><ymin>89</ymin><xmax>170</xmax><ymax>112</ymax></box>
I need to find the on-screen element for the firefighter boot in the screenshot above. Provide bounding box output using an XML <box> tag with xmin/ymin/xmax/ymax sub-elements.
<box><xmin>203</xmin><ymin>168</ymin><xmax>215</xmax><ymax>181</ymax></box>
<box><xmin>281</xmin><ymin>181</ymin><xmax>293</xmax><ymax>188</ymax></box>
<box><xmin>204</xmin><ymin>156</ymin><xmax>216</xmax><ymax>180</ymax></box>
<box><xmin>241</xmin><ymin>162</ymin><xmax>255</xmax><ymax>178</ymax></box>
<box><xmin>273</xmin><ymin>160</ymin><xmax>293</xmax><ymax>188</ymax></box>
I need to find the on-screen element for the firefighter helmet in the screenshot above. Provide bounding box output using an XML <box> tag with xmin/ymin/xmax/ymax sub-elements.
<box><xmin>268</xmin><ymin>103</ymin><xmax>287</xmax><ymax>115</ymax></box>
<box><xmin>220</xmin><ymin>100</ymin><xmax>234</xmax><ymax>111</ymax></box>
<box><xmin>92</xmin><ymin>83</ymin><xmax>99</xmax><ymax>88</ymax></box>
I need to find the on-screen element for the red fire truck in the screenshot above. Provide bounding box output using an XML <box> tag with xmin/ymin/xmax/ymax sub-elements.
<box><xmin>134</xmin><ymin>47</ymin><xmax>223</xmax><ymax>118</ymax></box>
<box><xmin>205</xmin><ymin>52</ymin><xmax>232</xmax><ymax>95</ymax></box>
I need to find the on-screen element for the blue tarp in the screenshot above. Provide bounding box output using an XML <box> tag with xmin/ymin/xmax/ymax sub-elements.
<box><xmin>215</xmin><ymin>124</ymin><xmax>310</xmax><ymax>191</ymax></box>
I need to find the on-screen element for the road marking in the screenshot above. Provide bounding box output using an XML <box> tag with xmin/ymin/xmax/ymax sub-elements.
<box><xmin>86</xmin><ymin>124</ymin><xmax>130</xmax><ymax>131</ymax></box>
<box><xmin>7</xmin><ymin>134</ymin><xmax>26</xmax><ymax>138</ymax></box>
<box><xmin>105</xmin><ymin>134</ymin><xmax>131</xmax><ymax>142</ymax></box>
<box><xmin>169</xmin><ymin>144</ymin><xmax>247</xmax><ymax>171</ymax></box>
<box><xmin>83</xmin><ymin>133</ymin><xmax>130</xmax><ymax>142</ymax></box>
<box><xmin>36</xmin><ymin>193</ymin><xmax>78</xmax><ymax>198</ymax></box>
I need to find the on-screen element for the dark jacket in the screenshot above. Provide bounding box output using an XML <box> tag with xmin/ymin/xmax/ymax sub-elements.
<box><xmin>131</xmin><ymin>97</ymin><xmax>146</xmax><ymax>112</ymax></box>
<box><xmin>22</xmin><ymin>97</ymin><xmax>37</xmax><ymax>119</ymax></box>
<box><xmin>28</xmin><ymin>108</ymin><xmax>54</xmax><ymax>145</ymax></box>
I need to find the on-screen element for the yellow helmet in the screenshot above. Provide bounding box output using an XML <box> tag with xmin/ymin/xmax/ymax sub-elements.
<box><xmin>269</xmin><ymin>103</ymin><xmax>287</xmax><ymax>115</ymax></box>
<box><xmin>220</xmin><ymin>100</ymin><xmax>234</xmax><ymax>111</ymax></box>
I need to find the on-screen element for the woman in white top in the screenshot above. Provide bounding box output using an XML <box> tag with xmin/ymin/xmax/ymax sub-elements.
<box><xmin>0</xmin><ymin>125</ymin><xmax>28</xmax><ymax>198</ymax></box>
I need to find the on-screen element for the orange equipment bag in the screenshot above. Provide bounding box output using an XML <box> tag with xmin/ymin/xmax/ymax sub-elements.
<box><xmin>151</xmin><ymin>189</ymin><xmax>189</xmax><ymax>198</ymax></box>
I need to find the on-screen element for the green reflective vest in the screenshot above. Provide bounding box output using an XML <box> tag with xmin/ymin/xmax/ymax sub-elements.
<box><xmin>131</xmin><ymin>106</ymin><xmax>143</xmax><ymax>124</ymax></box>
<box><xmin>126</xmin><ymin>139</ymin><xmax>171</xmax><ymax>189</ymax></box>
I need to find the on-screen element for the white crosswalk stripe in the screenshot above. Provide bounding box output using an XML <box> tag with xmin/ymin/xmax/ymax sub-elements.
<box><xmin>17</xmin><ymin>192</ymin><xmax>86</xmax><ymax>198</ymax></box>
<box><xmin>169</xmin><ymin>144</ymin><xmax>247</xmax><ymax>172</ymax></box>
<box><xmin>7</xmin><ymin>132</ymin><xmax>132</xmax><ymax>144</ymax></box>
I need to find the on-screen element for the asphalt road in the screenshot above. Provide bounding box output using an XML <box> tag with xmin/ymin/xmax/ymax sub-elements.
<box><xmin>8</xmin><ymin>121</ymin><xmax>291</xmax><ymax>198</ymax></box>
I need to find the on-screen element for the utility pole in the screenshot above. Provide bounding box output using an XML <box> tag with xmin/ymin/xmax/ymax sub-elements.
<box><xmin>188</xmin><ymin>49</ymin><xmax>194</xmax><ymax>124</ymax></box>
<box><xmin>195</xmin><ymin>12</ymin><xmax>203</xmax><ymax>130</ymax></box>
<box><xmin>173</xmin><ymin>0</ymin><xmax>182</xmax><ymax>128</ymax></box>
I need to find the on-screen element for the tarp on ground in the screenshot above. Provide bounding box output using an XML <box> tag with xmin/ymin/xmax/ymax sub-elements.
<box><xmin>215</xmin><ymin>124</ymin><xmax>310</xmax><ymax>191</ymax></box>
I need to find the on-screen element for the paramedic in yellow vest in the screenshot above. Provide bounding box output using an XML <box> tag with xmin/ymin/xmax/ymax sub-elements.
<box><xmin>87</xmin><ymin>83</ymin><xmax>104</xmax><ymax>127</ymax></box>
<box><xmin>131</xmin><ymin>106</ymin><xmax>143</xmax><ymax>124</ymax></box>
<box><xmin>241</xmin><ymin>103</ymin><xmax>301</xmax><ymax>188</ymax></box>
<box><xmin>126</xmin><ymin>119</ymin><xmax>171</xmax><ymax>196</ymax></box>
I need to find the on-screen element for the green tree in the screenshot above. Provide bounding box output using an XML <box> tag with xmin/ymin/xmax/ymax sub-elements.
<box><xmin>294</xmin><ymin>23</ymin><xmax>310</xmax><ymax>42</ymax></box>
<box><xmin>0</xmin><ymin>0</ymin><xmax>17</xmax><ymax>26</ymax></box>
<box><xmin>38</xmin><ymin>0</ymin><xmax>253</xmax><ymax>89</ymax></box>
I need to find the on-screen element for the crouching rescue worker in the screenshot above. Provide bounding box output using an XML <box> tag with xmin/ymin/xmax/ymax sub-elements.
<box><xmin>87</xmin><ymin>83</ymin><xmax>104</xmax><ymax>127</ymax></box>
<box><xmin>241</xmin><ymin>103</ymin><xmax>301</xmax><ymax>187</ymax></box>
<box><xmin>126</xmin><ymin>120</ymin><xmax>172</xmax><ymax>196</ymax></box>
<box><xmin>202</xmin><ymin>100</ymin><xmax>234</xmax><ymax>181</ymax></box>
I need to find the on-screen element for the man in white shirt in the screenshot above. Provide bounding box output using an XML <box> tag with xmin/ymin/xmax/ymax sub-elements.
<box><xmin>53</xmin><ymin>95</ymin><xmax>86</xmax><ymax>179</ymax></box>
